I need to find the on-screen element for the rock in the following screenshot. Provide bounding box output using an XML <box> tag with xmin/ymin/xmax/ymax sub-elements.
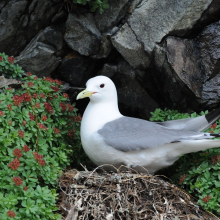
<box><xmin>202</xmin><ymin>75</ymin><xmax>220</xmax><ymax>106</ymax></box>
<box><xmin>56</xmin><ymin>54</ymin><xmax>95</xmax><ymax>87</ymax></box>
<box><xmin>16</xmin><ymin>27</ymin><xmax>63</xmax><ymax>77</ymax></box>
<box><xmin>114</xmin><ymin>60</ymin><xmax>159</xmax><ymax>119</ymax></box>
<box><xmin>0</xmin><ymin>0</ymin><xmax>62</xmax><ymax>56</ymax></box>
<box><xmin>192</xmin><ymin>0</ymin><xmax>220</xmax><ymax>36</ymax></box>
<box><xmin>128</xmin><ymin>0</ymin><xmax>213</xmax><ymax>56</ymax></box>
<box><xmin>92</xmin><ymin>33</ymin><xmax>113</xmax><ymax>59</ymax></box>
<box><xmin>152</xmin><ymin>19</ymin><xmax>220</xmax><ymax>110</ymax></box>
<box><xmin>0</xmin><ymin>76</ymin><xmax>21</xmax><ymax>88</ymax></box>
<box><xmin>152</xmin><ymin>43</ymin><xmax>199</xmax><ymax>111</ymax></box>
<box><xmin>166</xmin><ymin>37</ymin><xmax>202</xmax><ymax>98</ymax></box>
<box><xmin>64</xmin><ymin>13</ymin><xmax>101</xmax><ymax>56</ymax></box>
<box><xmin>111</xmin><ymin>23</ymin><xmax>150</xmax><ymax>69</ymax></box>
<box><xmin>198</xmin><ymin>21</ymin><xmax>220</xmax><ymax>81</ymax></box>
<box><xmin>94</xmin><ymin>0</ymin><xmax>133</xmax><ymax>33</ymax></box>
<box><xmin>98</xmin><ymin>63</ymin><xmax>117</xmax><ymax>78</ymax></box>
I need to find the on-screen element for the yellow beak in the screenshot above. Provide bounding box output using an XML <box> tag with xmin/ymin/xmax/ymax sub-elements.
<box><xmin>76</xmin><ymin>89</ymin><xmax>94</xmax><ymax>100</ymax></box>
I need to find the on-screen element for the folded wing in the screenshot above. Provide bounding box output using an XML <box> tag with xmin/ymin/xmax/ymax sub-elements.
<box><xmin>98</xmin><ymin>117</ymin><xmax>213</xmax><ymax>152</ymax></box>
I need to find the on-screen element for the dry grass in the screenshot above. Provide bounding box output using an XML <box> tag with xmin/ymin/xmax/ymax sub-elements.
<box><xmin>58</xmin><ymin>165</ymin><xmax>219</xmax><ymax>220</ymax></box>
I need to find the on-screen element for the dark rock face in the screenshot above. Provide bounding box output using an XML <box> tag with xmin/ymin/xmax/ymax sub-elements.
<box><xmin>94</xmin><ymin>0</ymin><xmax>133</xmax><ymax>33</ymax></box>
<box><xmin>198</xmin><ymin>21</ymin><xmax>220</xmax><ymax>81</ymax></box>
<box><xmin>111</xmin><ymin>23</ymin><xmax>150</xmax><ymax>69</ymax></box>
<box><xmin>166</xmin><ymin>37</ymin><xmax>202</xmax><ymax>98</ymax></box>
<box><xmin>115</xmin><ymin>60</ymin><xmax>159</xmax><ymax>119</ymax></box>
<box><xmin>56</xmin><ymin>54</ymin><xmax>95</xmax><ymax>87</ymax></box>
<box><xmin>16</xmin><ymin>27</ymin><xmax>63</xmax><ymax>77</ymax></box>
<box><xmin>0</xmin><ymin>0</ymin><xmax>62</xmax><ymax>56</ymax></box>
<box><xmin>1</xmin><ymin>0</ymin><xmax>220</xmax><ymax>119</ymax></box>
<box><xmin>64</xmin><ymin>13</ymin><xmax>101</xmax><ymax>56</ymax></box>
<box><xmin>128</xmin><ymin>0</ymin><xmax>212</xmax><ymax>55</ymax></box>
<box><xmin>152</xmin><ymin>20</ymin><xmax>220</xmax><ymax>109</ymax></box>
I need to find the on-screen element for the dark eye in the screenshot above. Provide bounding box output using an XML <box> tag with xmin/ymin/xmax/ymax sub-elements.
<box><xmin>100</xmin><ymin>84</ymin><xmax>105</xmax><ymax>88</ymax></box>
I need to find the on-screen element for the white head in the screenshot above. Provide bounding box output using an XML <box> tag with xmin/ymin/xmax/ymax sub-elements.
<box><xmin>76</xmin><ymin>76</ymin><xmax>118</xmax><ymax>104</ymax></box>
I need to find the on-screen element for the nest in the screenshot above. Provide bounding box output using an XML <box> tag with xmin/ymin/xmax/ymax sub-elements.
<box><xmin>58</xmin><ymin>165</ymin><xmax>219</xmax><ymax>220</ymax></box>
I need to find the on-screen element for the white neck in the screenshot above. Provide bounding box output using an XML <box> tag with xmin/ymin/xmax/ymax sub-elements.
<box><xmin>81</xmin><ymin>100</ymin><xmax>123</xmax><ymax>136</ymax></box>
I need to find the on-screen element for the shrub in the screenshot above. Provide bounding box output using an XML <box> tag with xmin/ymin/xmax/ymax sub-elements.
<box><xmin>150</xmin><ymin>108</ymin><xmax>220</xmax><ymax>215</ymax></box>
<box><xmin>0</xmin><ymin>68</ymin><xmax>88</xmax><ymax>218</ymax></box>
<box><xmin>73</xmin><ymin>0</ymin><xmax>109</xmax><ymax>14</ymax></box>
<box><xmin>0</xmin><ymin>53</ymin><xmax>24</xmax><ymax>78</ymax></box>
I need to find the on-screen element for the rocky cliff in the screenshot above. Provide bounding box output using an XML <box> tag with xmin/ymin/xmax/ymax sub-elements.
<box><xmin>1</xmin><ymin>0</ymin><xmax>220</xmax><ymax>119</ymax></box>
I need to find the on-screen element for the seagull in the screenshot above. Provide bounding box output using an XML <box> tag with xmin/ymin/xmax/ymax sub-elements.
<box><xmin>76</xmin><ymin>76</ymin><xmax>220</xmax><ymax>174</ymax></box>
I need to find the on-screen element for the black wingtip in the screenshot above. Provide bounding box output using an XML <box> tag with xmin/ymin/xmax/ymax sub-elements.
<box><xmin>210</xmin><ymin>133</ymin><xmax>220</xmax><ymax>138</ymax></box>
<box><xmin>205</xmin><ymin>107</ymin><xmax>220</xmax><ymax>124</ymax></box>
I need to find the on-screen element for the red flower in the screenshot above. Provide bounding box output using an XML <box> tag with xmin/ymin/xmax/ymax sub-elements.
<box><xmin>7</xmin><ymin>104</ymin><xmax>12</xmax><ymax>111</ymax></box>
<box><xmin>68</xmin><ymin>131</ymin><xmax>74</xmax><ymax>139</ymax></box>
<box><xmin>7</xmin><ymin>210</ymin><xmax>16</xmax><ymax>218</ymax></box>
<box><xmin>67</xmin><ymin>104</ymin><xmax>74</xmax><ymax>112</ymax></box>
<box><xmin>18</xmin><ymin>130</ymin><xmax>24</xmax><ymax>138</ymax></box>
<box><xmin>54</xmin><ymin>95</ymin><xmax>58</xmax><ymax>98</ymax></box>
<box><xmin>22</xmin><ymin>120</ymin><xmax>26</xmax><ymax>126</ymax></box>
<box><xmin>47</xmin><ymin>94</ymin><xmax>53</xmax><ymax>100</ymax></box>
<box><xmin>23</xmin><ymin>186</ymin><xmax>28</xmax><ymax>191</ymax></box>
<box><xmin>12</xmin><ymin>177</ymin><xmax>23</xmax><ymax>186</ymax></box>
<box><xmin>178</xmin><ymin>174</ymin><xmax>186</xmax><ymax>185</ymax></box>
<box><xmin>23</xmin><ymin>145</ymin><xmax>30</xmax><ymax>152</ymax></box>
<box><xmin>8</xmin><ymin>159</ymin><xmax>20</xmax><ymax>170</ymax></box>
<box><xmin>22</xmin><ymin>93</ymin><xmax>31</xmax><ymax>102</ymax></box>
<box><xmin>51</xmin><ymin>86</ymin><xmax>59</xmax><ymax>92</ymax></box>
<box><xmin>38</xmin><ymin>123</ymin><xmax>47</xmax><ymax>131</ymax></box>
<box><xmin>59</xmin><ymin>103</ymin><xmax>66</xmax><ymax>112</ymax></box>
<box><xmin>211</xmin><ymin>123</ymin><xmax>217</xmax><ymax>130</ymax></box>
<box><xmin>28</xmin><ymin>112</ymin><xmax>35</xmax><ymax>121</ymax></box>
<box><xmin>202</xmin><ymin>195</ymin><xmax>211</xmax><ymax>203</ymax></box>
<box><xmin>53</xmin><ymin>127</ymin><xmax>59</xmax><ymax>134</ymax></box>
<box><xmin>73</xmin><ymin>129</ymin><xmax>76</xmax><ymax>133</ymax></box>
<box><xmin>9</xmin><ymin>120</ymin><xmax>12</xmax><ymax>125</ymax></box>
<box><xmin>63</xmin><ymin>93</ymin><xmax>69</xmax><ymax>99</ymax></box>
<box><xmin>34</xmin><ymin>76</ymin><xmax>38</xmax><ymax>80</ymax></box>
<box><xmin>40</xmin><ymin>93</ymin><xmax>45</xmax><ymax>98</ymax></box>
<box><xmin>44</xmin><ymin>77</ymin><xmax>55</xmax><ymax>83</ymax></box>
<box><xmin>12</xmin><ymin>95</ymin><xmax>23</xmax><ymax>106</ymax></box>
<box><xmin>33</xmin><ymin>93</ymin><xmax>38</xmax><ymax>98</ymax></box>
<box><xmin>55</xmin><ymin>79</ymin><xmax>62</xmax><ymax>85</ymax></box>
<box><xmin>0</xmin><ymin>111</ymin><xmax>4</xmax><ymax>116</ymax></box>
<box><xmin>75</xmin><ymin>115</ymin><xmax>82</xmax><ymax>123</ymax></box>
<box><xmin>211</xmin><ymin>155</ymin><xmax>220</xmax><ymax>164</ymax></box>
<box><xmin>209</xmin><ymin>130</ymin><xmax>214</xmax><ymax>133</ymax></box>
<box><xmin>44</xmin><ymin>102</ymin><xmax>53</xmax><ymax>113</ymax></box>
<box><xmin>7</xmin><ymin>87</ymin><xmax>12</xmax><ymax>91</ymax></box>
<box><xmin>13</xmin><ymin>149</ymin><xmax>22</xmax><ymax>159</ymax></box>
<box><xmin>27</xmin><ymin>82</ymin><xmax>34</xmax><ymax>87</ymax></box>
<box><xmin>33</xmin><ymin>152</ymin><xmax>46</xmax><ymax>166</ymax></box>
<box><xmin>26</xmin><ymin>72</ymin><xmax>32</xmax><ymax>76</ymax></box>
<box><xmin>0</xmin><ymin>56</ymin><xmax>2</xmax><ymax>61</ymax></box>
<box><xmin>70</xmin><ymin>116</ymin><xmax>74</xmax><ymax>121</ymax></box>
<box><xmin>41</xmin><ymin>115</ymin><xmax>47</xmax><ymax>121</ymax></box>
<box><xmin>8</xmin><ymin>57</ymin><xmax>14</xmax><ymax>63</ymax></box>
<box><xmin>35</xmin><ymin>103</ymin><xmax>40</xmax><ymax>108</ymax></box>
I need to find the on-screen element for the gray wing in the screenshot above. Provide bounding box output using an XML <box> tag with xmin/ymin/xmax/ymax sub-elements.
<box><xmin>98</xmin><ymin>116</ymin><xmax>209</xmax><ymax>152</ymax></box>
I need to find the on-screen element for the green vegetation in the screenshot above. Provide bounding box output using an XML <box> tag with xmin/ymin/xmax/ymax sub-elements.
<box><xmin>0</xmin><ymin>52</ymin><xmax>24</xmax><ymax>78</ymax></box>
<box><xmin>73</xmin><ymin>0</ymin><xmax>109</xmax><ymax>14</ymax></box>
<box><xmin>150</xmin><ymin>108</ymin><xmax>220</xmax><ymax>215</ymax></box>
<box><xmin>0</xmin><ymin>54</ymin><xmax>88</xmax><ymax>219</ymax></box>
